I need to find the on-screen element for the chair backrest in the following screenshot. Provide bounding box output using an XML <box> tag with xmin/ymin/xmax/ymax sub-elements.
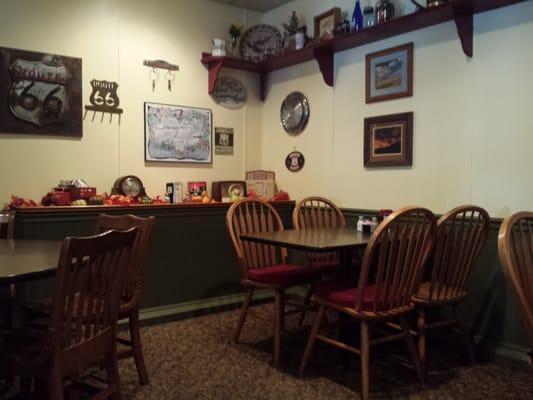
<box><xmin>425</xmin><ymin>205</ymin><xmax>490</xmax><ymax>302</ymax></box>
<box><xmin>498</xmin><ymin>211</ymin><xmax>533</xmax><ymax>342</ymax></box>
<box><xmin>356</xmin><ymin>206</ymin><xmax>437</xmax><ymax>313</ymax></box>
<box><xmin>292</xmin><ymin>196</ymin><xmax>346</xmax><ymax>230</ymax></box>
<box><xmin>94</xmin><ymin>214</ymin><xmax>155</xmax><ymax>308</ymax></box>
<box><xmin>0</xmin><ymin>210</ymin><xmax>15</xmax><ymax>239</ymax></box>
<box><xmin>226</xmin><ymin>199</ymin><xmax>287</xmax><ymax>277</ymax></box>
<box><xmin>48</xmin><ymin>229</ymin><xmax>137</xmax><ymax>374</ymax></box>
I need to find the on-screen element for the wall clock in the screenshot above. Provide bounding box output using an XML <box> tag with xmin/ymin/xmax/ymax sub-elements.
<box><xmin>111</xmin><ymin>175</ymin><xmax>146</xmax><ymax>197</ymax></box>
<box><xmin>280</xmin><ymin>92</ymin><xmax>309</xmax><ymax>135</ymax></box>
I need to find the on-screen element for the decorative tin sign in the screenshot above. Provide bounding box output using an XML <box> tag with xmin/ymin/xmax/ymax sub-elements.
<box><xmin>215</xmin><ymin>127</ymin><xmax>234</xmax><ymax>155</ymax></box>
<box><xmin>211</xmin><ymin>76</ymin><xmax>247</xmax><ymax>109</ymax></box>
<box><xmin>285</xmin><ymin>150</ymin><xmax>305</xmax><ymax>172</ymax></box>
<box><xmin>84</xmin><ymin>79</ymin><xmax>123</xmax><ymax>123</ymax></box>
<box><xmin>0</xmin><ymin>46</ymin><xmax>82</xmax><ymax>137</ymax></box>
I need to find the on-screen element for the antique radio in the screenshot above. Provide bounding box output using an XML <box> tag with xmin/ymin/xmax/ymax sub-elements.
<box><xmin>211</xmin><ymin>181</ymin><xmax>247</xmax><ymax>202</ymax></box>
<box><xmin>245</xmin><ymin>170</ymin><xmax>276</xmax><ymax>199</ymax></box>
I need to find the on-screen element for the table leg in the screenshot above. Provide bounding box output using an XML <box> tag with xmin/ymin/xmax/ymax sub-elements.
<box><xmin>11</xmin><ymin>282</ymin><xmax>26</xmax><ymax>328</ymax></box>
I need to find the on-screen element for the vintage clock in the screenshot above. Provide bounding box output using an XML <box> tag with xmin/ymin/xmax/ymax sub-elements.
<box><xmin>280</xmin><ymin>91</ymin><xmax>309</xmax><ymax>135</ymax></box>
<box><xmin>111</xmin><ymin>175</ymin><xmax>146</xmax><ymax>197</ymax></box>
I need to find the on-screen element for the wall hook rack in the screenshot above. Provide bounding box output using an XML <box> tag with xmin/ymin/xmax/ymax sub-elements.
<box><xmin>143</xmin><ymin>59</ymin><xmax>179</xmax><ymax>92</ymax></box>
<box><xmin>83</xmin><ymin>79</ymin><xmax>123</xmax><ymax>124</ymax></box>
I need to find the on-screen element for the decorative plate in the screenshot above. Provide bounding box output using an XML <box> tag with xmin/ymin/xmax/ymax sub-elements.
<box><xmin>240</xmin><ymin>24</ymin><xmax>283</xmax><ymax>62</ymax></box>
<box><xmin>211</xmin><ymin>76</ymin><xmax>247</xmax><ymax>109</ymax></box>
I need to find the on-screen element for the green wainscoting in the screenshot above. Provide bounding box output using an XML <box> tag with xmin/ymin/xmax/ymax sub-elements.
<box><xmin>13</xmin><ymin>201</ymin><xmax>295</xmax><ymax>312</ymax></box>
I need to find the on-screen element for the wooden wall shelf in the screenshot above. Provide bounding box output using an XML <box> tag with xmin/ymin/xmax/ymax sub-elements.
<box><xmin>201</xmin><ymin>0</ymin><xmax>526</xmax><ymax>100</ymax></box>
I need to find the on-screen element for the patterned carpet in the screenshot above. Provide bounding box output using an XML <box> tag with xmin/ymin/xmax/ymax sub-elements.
<box><xmin>117</xmin><ymin>304</ymin><xmax>533</xmax><ymax>400</ymax></box>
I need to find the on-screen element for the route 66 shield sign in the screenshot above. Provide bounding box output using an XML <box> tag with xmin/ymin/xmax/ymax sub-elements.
<box><xmin>0</xmin><ymin>47</ymin><xmax>82</xmax><ymax>137</ymax></box>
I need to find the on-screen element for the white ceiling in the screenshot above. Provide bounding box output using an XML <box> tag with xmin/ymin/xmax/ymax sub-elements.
<box><xmin>210</xmin><ymin>0</ymin><xmax>293</xmax><ymax>12</ymax></box>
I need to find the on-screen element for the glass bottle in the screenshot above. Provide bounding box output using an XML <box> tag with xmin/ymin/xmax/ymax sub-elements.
<box><xmin>352</xmin><ymin>0</ymin><xmax>364</xmax><ymax>31</ymax></box>
<box><xmin>375</xmin><ymin>0</ymin><xmax>395</xmax><ymax>24</ymax></box>
<box><xmin>363</xmin><ymin>6</ymin><xmax>376</xmax><ymax>28</ymax></box>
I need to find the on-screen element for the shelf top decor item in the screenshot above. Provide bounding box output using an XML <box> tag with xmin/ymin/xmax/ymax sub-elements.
<box><xmin>240</xmin><ymin>24</ymin><xmax>283</xmax><ymax>62</ymax></box>
<box><xmin>366</xmin><ymin>42</ymin><xmax>413</xmax><ymax>103</ymax></box>
<box><xmin>314</xmin><ymin>7</ymin><xmax>341</xmax><ymax>40</ymax></box>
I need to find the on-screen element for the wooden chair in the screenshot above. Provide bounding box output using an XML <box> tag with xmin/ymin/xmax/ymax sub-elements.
<box><xmin>226</xmin><ymin>199</ymin><xmax>321</xmax><ymax>363</ymax></box>
<box><xmin>299</xmin><ymin>206</ymin><xmax>437</xmax><ymax>400</ymax></box>
<box><xmin>0</xmin><ymin>228</ymin><xmax>137</xmax><ymax>399</ymax></box>
<box><xmin>498</xmin><ymin>211</ymin><xmax>533</xmax><ymax>365</ymax></box>
<box><xmin>412</xmin><ymin>205</ymin><xmax>490</xmax><ymax>374</ymax></box>
<box><xmin>94</xmin><ymin>214</ymin><xmax>155</xmax><ymax>385</ymax></box>
<box><xmin>292</xmin><ymin>196</ymin><xmax>346</xmax><ymax>273</ymax></box>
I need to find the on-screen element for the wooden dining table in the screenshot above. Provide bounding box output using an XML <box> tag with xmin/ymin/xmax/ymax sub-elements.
<box><xmin>240</xmin><ymin>227</ymin><xmax>372</xmax><ymax>273</ymax></box>
<box><xmin>0</xmin><ymin>239</ymin><xmax>62</xmax><ymax>326</ymax></box>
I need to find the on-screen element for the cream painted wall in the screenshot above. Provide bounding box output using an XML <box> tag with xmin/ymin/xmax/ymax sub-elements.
<box><xmin>260</xmin><ymin>1</ymin><xmax>533</xmax><ymax>217</ymax></box>
<box><xmin>0</xmin><ymin>0</ymin><xmax>262</xmax><ymax>203</ymax></box>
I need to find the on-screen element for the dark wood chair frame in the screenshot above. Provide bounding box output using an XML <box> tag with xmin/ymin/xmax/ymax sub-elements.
<box><xmin>226</xmin><ymin>198</ymin><xmax>319</xmax><ymax>364</ymax></box>
<box><xmin>0</xmin><ymin>210</ymin><xmax>16</xmax><ymax>325</ymax></box>
<box><xmin>498</xmin><ymin>211</ymin><xmax>533</xmax><ymax>365</ymax></box>
<box><xmin>0</xmin><ymin>229</ymin><xmax>137</xmax><ymax>399</ymax></box>
<box><xmin>299</xmin><ymin>206</ymin><xmax>437</xmax><ymax>400</ymax></box>
<box><xmin>292</xmin><ymin>196</ymin><xmax>346</xmax><ymax>324</ymax></box>
<box><xmin>412</xmin><ymin>205</ymin><xmax>490</xmax><ymax>375</ymax></box>
<box><xmin>94</xmin><ymin>214</ymin><xmax>155</xmax><ymax>385</ymax></box>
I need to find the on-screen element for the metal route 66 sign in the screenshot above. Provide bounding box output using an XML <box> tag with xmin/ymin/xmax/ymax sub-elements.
<box><xmin>0</xmin><ymin>46</ymin><xmax>82</xmax><ymax>137</ymax></box>
<box><xmin>84</xmin><ymin>79</ymin><xmax>123</xmax><ymax>123</ymax></box>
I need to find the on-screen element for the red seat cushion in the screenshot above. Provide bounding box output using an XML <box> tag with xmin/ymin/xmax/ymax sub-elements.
<box><xmin>248</xmin><ymin>264</ymin><xmax>320</xmax><ymax>286</ymax></box>
<box><xmin>314</xmin><ymin>280</ymin><xmax>378</xmax><ymax>311</ymax></box>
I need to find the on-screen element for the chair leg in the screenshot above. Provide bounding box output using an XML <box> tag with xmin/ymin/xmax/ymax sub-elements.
<box><xmin>417</xmin><ymin>307</ymin><xmax>427</xmax><ymax>378</ymax></box>
<box><xmin>129</xmin><ymin>306</ymin><xmax>149</xmax><ymax>385</ymax></box>
<box><xmin>299</xmin><ymin>305</ymin><xmax>326</xmax><ymax>375</ymax></box>
<box><xmin>106</xmin><ymin>342</ymin><xmax>122</xmax><ymax>400</ymax></box>
<box><xmin>298</xmin><ymin>283</ymin><xmax>315</xmax><ymax>327</ymax></box>
<box><xmin>452</xmin><ymin>304</ymin><xmax>476</xmax><ymax>364</ymax></box>
<box><xmin>400</xmin><ymin>315</ymin><xmax>423</xmax><ymax>383</ymax></box>
<box><xmin>360</xmin><ymin>320</ymin><xmax>370</xmax><ymax>400</ymax></box>
<box><xmin>273</xmin><ymin>289</ymin><xmax>284</xmax><ymax>364</ymax></box>
<box><xmin>234</xmin><ymin>289</ymin><xmax>254</xmax><ymax>343</ymax></box>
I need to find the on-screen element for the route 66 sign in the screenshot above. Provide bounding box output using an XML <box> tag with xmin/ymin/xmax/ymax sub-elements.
<box><xmin>0</xmin><ymin>47</ymin><xmax>82</xmax><ymax>137</ymax></box>
<box><xmin>84</xmin><ymin>79</ymin><xmax>123</xmax><ymax>123</ymax></box>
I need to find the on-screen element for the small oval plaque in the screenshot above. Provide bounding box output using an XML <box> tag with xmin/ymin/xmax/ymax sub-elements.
<box><xmin>211</xmin><ymin>76</ymin><xmax>247</xmax><ymax>109</ymax></box>
<box><xmin>285</xmin><ymin>151</ymin><xmax>305</xmax><ymax>172</ymax></box>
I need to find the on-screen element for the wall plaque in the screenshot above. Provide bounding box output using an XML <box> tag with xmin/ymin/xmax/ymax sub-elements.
<box><xmin>0</xmin><ymin>46</ymin><xmax>82</xmax><ymax>137</ymax></box>
<box><xmin>215</xmin><ymin>127</ymin><xmax>234</xmax><ymax>156</ymax></box>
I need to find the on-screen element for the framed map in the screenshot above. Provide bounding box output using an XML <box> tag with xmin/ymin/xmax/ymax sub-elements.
<box><xmin>144</xmin><ymin>102</ymin><xmax>212</xmax><ymax>163</ymax></box>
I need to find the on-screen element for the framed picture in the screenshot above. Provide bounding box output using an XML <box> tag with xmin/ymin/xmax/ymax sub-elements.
<box><xmin>144</xmin><ymin>102</ymin><xmax>212</xmax><ymax>163</ymax></box>
<box><xmin>366</xmin><ymin>42</ymin><xmax>413</xmax><ymax>103</ymax></box>
<box><xmin>364</xmin><ymin>112</ymin><xmax>413</xmax><ymax>168</ymax></box>
<box><xmin>314</xmin><ymin>7</ymin><xmax>341</xmax><ymax>39</ymax></box>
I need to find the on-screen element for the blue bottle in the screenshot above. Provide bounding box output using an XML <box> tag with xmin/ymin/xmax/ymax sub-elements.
<box><xmin>352</xmin><ymin>0</ymin><xmax>364</xmax><ymax>31</ymax></box>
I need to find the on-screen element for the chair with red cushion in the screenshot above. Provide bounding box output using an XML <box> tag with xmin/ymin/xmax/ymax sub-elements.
<box><xmin>498</xmin><ymin>211</ymin><xmax>533</xmax><ymax>365</ymax></box>
<box><xmin>299</xmin><ymin>206</ymin><xmax>437</xmax><ymax>400</ymax></box>
<box><xmin>412</xmin><ymin>205</ymin><xmax>489</xmax><ymax>375</ymax></box>
<box><xmin>226</xmin><ymin>199</ymin><xmax>321</xmax><ymax>363</ymax></box>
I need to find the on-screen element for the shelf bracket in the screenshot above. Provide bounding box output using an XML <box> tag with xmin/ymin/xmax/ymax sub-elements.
<box><xmin>206</xmin><ymin>60</ymin><xmax>223</xmax><ymax>95</ymax></box>
<box><xmin>313</xmin><ymin>46</ymin><xmax>334</xmax><ymax>87</ymax></box>
<box><xmin>452</xmin><ymin>4</ymin><xmax>473</xmax><ymax>57</ymax></box>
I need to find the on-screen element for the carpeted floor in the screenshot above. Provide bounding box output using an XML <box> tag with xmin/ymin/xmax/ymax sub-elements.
<box><xmin>117</xmin><ymin>305</ymin><xmax>533</xmax><ymax>400</ymax></box>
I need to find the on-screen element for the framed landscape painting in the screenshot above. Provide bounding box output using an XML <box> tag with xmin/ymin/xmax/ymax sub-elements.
<box><xmin>364</xmin><ymin>112</ymin><xmax>413</xmax><ymax>167</ymax></box>
<box><xmin>144</xmin><ymin>102</ymin><xmax>212</xmax><ymax>164</ymax></box>
<box><xmin>366</xmin><ymin>43</ymin><xmax>413</xmax><ymax>103</ymax></box>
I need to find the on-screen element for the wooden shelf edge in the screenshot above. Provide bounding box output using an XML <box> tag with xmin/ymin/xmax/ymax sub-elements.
<box><xmin>200</xmin><ymin>0</ymin><xmax>526</xmax><ymax>98</ymax></box>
